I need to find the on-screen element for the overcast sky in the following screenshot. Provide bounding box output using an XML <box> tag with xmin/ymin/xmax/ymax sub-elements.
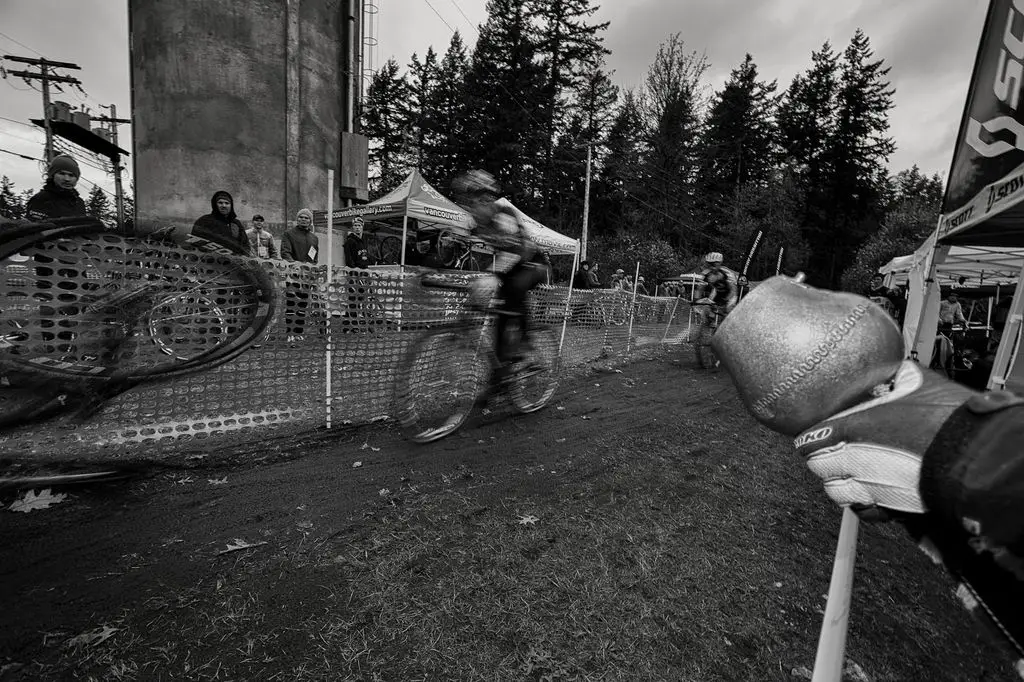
<box><xmin>0</xmin><ymin>0</ymin><xmax>988</xmax><ymax>203</ymax></box>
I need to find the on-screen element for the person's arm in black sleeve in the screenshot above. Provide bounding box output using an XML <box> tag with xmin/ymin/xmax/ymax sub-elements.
<box><xmin>24</xmin><ymin>193</ymin><xmax>49</xmax><ymax>222</ymax></box>
<box><xmin>913</xmin><ymin>396</ymin><xmax>1024</xmax><ymax>671</ymax></box>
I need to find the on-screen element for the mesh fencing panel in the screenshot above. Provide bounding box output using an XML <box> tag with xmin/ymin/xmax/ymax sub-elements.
<box><xmin>0</xmin><ymin>262</ymin><xmax>703</xmax><ymax>459</ymax></box>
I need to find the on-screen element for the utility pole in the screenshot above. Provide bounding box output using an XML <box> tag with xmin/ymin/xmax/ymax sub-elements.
<box><xmin>92</xmin><ymin>104</ymin><xmax>131</xmax><ymax>226</ymax></box>
<box><xmin>581</xmin><ymin>144</ymin><xmax>592</xmax><ymax>261</ymax></box>
<box><xmin>2</xmin><ymin>55</ymin><xmax>82</xmax><ymax>162</ymax></box>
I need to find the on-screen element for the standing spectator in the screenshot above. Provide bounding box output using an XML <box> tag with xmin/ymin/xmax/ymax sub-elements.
<box><xmin>25</xmin><ymin>155</ymin><xmax>87</xmax><ymax>221</ymax></box>
<box><xmin>938</xmin><ymin>291</ymin><xmax>968</xmax><ymax>330</ymax></box>
<box><xmin>635</xmin><ymin>276</ymin><xmax>649</xmax><ymax>296</ymax></box>
<box><xmin>344</xmin><ymin>219</ymin><xmax>371</xmax><ymax>269</ymax></box>
<box><xmin>192</xmin><ymin>190</ymin><xmax>250</xmax><ymax>254</ymax></box>
<box><xmin>247</xmin><ymin>214</ymin><xmax>279</xmax><ymax>259</ymax></box>
<box><xmin>587</xmin><ymin>262</ymin><xmax>601</xmax><ymax>289</ymax></box>
<box><xmin>573</xmin><ymin>260</ymin><xmax>593</xmax><ymax>290</ymax></box>
<box><xmin>609</xmin><ymin>269</ymin><xmax>626</xmax><ymax>290</ymax></box>
<box><xmin>280</xmin><ymin>208</ymin><xmax>321</xmax><ymax>344</ymax></box>
<box><xmin>280</xmin><ymin>209</ymin><xmax>319</xmax><ymax>263</ymax></box>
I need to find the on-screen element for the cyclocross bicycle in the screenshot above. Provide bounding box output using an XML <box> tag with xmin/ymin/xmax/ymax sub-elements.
<box><xmin>0</xmin><ymin>216</ymin><xmax>278</xmax><ymax>431</ymax></box>
<box><xmin>395</xmin><ymin>271</ymin><xmax>559</xmax><ymax>443</ymax></box>
<box><xmin>437</xmin><ymin>230</ymin><xmax>484</xmax><ymax>271</ymax></box>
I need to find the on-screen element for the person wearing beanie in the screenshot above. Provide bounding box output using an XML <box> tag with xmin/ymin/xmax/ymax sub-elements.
<box><xmin>279</xmin><ymin>208</ymin><xmax>322</xmax><ymax>344</ymax></box>
<box><xmin>280</xmin><ymin>208</ymin><xmax>319</xmax><ymax>264</ymax></box>
<box><xmin>24</xmin><ymin>154</ymin><xmax>87</xmax><ymax>221</ymax></box>
<box><xmin>191</xmin><ymin>190</ymin><xmax>251</xmax><ymax>254</ymax></box>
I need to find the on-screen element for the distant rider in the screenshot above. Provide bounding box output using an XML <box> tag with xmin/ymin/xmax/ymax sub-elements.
<box><xmin>695</xmin><ymin>251</ymin><xmax>739</xmax><ymax>327</ymax></box>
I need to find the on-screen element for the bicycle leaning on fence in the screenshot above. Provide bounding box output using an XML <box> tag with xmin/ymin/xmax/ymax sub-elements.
<box><xmin>0</xmin><ymin>216</ymin><xmax>278</xmax><ymax>433</ymax></box>
<box><xmin>394</xmin><ymin>271</ymin><xmax>559</xmax><ymax>443</ymax></box>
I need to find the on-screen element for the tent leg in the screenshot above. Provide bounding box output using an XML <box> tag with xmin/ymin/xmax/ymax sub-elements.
<box><xmin>910</xmin><ymin>244</ymin><xmax>950</xmax><ymax>363</ymax></box>
<box><xmin>987</xmin><ymin>259</ymin><xmax>1024</xmax><ymax>393</ymax></box>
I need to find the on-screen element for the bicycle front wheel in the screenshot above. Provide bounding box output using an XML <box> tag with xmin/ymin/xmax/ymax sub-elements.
<box><xmin>377</xmin><ymin>236</ymin><xmax>402</xmax><ymax>265</ymax></box>
<box><xmin>0</xmin><ymin>223</ymin><xmax>277</xmax><ymax>382</ymax></box>
<box><xmin>509</xmin><ymin>327</ymin><xmax>559</xmax><ymax>413</ymax></box>
<box><xmin>694</xmin><ymin>324</ymin><xmax>721</xmax><ymax>370</ymax></box>
<box><xmin>395</xmin><ymin>327</ymin><xmax>489</xmax><ymax>443</ymax></box>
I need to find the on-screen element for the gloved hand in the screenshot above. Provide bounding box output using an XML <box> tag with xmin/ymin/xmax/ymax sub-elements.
<box><xmin>793</xmin><ymin>360</ymin><xmax>977</xmax><ymax>519</ymax></box>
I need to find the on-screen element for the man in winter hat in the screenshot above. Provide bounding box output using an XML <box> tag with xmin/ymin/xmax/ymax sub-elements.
<box><xmin>25</xmin><ymin>154</ymin><xmax>87</xmax><ymax>221</ymax></box>
<box><xmin>191</xmin><ymin>190</ymin><xmax>251</xmax><ymax>254</ymax></box>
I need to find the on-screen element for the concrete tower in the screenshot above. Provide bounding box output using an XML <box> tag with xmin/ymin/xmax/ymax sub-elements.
<box><xmin>128</xmin><ymin>0</ymin><xmax>367</xmax><ymax>233</ymax></box>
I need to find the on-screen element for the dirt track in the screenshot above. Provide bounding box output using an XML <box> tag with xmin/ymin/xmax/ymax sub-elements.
<box><xmin>0</xmin><ymin>348</ymin><xmax>1014</xmax><ymax>681</ymax></box>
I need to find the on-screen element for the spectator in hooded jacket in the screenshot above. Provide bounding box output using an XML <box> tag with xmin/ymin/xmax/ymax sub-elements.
<box><xmin>192</xmin><ymin>190</ymin><xmax>250</xmax><ymax>254</ymax></box>
<box><xmin>280</xmin><ymin>209</ymin><xmax>319</xmax><ymax>264</ymax></box>
<box><xmin>344</xmin><ymin>220</ymin><xmax>371</xmax><ymax>269</ymax></box>
<box><xmin>25</xmin><ymin>155</ymin><xmax>87</xmax><ymax>221</ymax></box>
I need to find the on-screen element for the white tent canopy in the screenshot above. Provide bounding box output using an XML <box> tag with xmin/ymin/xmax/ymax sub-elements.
<box><xmin>879</xmin><ymin>242</ymin><xmax>1024</xmax><ymax>288</ymax></box>
<box><xmin>494</xmin><ymin>198</ymin><xmax>578</xmax><ymax>256</ymax></box>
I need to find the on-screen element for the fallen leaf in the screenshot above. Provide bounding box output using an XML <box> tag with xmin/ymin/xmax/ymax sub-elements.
<box><xmin>174</xmin><ymin>476</ymin><xmax>194</xmax><ymax>486</ymax></box>
<box><xmin>67</xmin><ymin>625</ymin><xmax>119</xmax><ymax>648</ymax></box>
<box><xmin>296</xmin><ymin>504</ymin><xmax>307</xmax><ymax>511</ymax></box>
<box><xmin>296</xmin><ymin>520</ymin><xmax>313</xmax><ymax>530</ymax></box>
<box><xmin>774</xmin><ymin>582</ymin><xmax>783</xmax><ymax>588</ymax></box>
<box><xmin>791</xmin><ymin>666</ymin><xmax>812</xmax><ymax>680</ymax></box>
<box><xmin>378</xmin><ymin>488</ymin><xmax>391</xmax><ymax>497</ymax></box>
<box><xmin>556</xmin><ymin>406</ymin><xmax>565</xmax><ymax>411</ymax></box>
<box><xmin>207</xmin><ymin>477</ymin><xmax>227</xmax><ymax>485</ymax></box>
<box><xmin>517</xmin><ymin>514</ymin><xmax>539</xmax><ymax>526</ymax></box>
<box><xmin>9</xmin><ymin>489</ymin><xmax>67</xmax><ymax>513</ymax></box>
<box><xmin>217</xmin><ymin>538</ymin><xmax>268</xmax><ymax>556</ymax></box>
<box><xmin>614</xmin><ymin>369</ymin><xmax>623</xmax><ymax>373</ymax></box>
<box><xmin>352</xmin><ymin>461</ymin><xmax>363</xmax><ymax>468</ymax></box>
<box><xmin>555</xmin><ymin>438</ymin><xmax>566</xmax><ymax>443</ymax></box>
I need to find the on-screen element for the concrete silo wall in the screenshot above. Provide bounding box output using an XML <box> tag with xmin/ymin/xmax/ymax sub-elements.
<box><xmin>129</xmin><ymin>0</ymin><xmax>348</xmax><ymax>232</ymax></box>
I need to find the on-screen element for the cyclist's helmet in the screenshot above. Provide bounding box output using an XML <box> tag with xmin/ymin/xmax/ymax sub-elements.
<box><xmin>704</xmin><ymin>252</ymin><xmax>724</xmax><ymax>264</ymax></box>
<box><xmin>451</xmin><ymin>169</ymin><xmax>500</xmax><ymax>203</ymax></box>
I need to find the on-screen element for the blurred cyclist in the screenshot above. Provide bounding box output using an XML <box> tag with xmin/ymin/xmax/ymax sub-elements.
<box><xmin>450</xmin><ymin>170</ymin><xmax>550</xmax><ymax>376</ymax></box>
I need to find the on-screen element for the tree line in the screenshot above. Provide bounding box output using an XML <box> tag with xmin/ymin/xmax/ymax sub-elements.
<box><xmin>361</xmin><ymin>0</ymin><xmax>945</xmax><ymax>289</ymax></box>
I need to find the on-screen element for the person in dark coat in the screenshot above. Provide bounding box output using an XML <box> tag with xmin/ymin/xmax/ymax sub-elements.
<box><xmin>25</xmin><ymin>155</ymin><xmax>87</xmax><ymax>221</ymax></box>
<box><xmin>280</xmin><ymin>208</ymin><xmax>319</xmax><ymax>264</ymax></box>
<box><xmin>191</xmin><ymin>190</ymin><xmax>250</xmax><ymax>254</ymax></box>
<box><xmin>279</xmin><ymin>208</ymin><xmax>321</xmax><ymax>343</ymax></box>
<box><xmin>344</xmin><ymin>220</ymin><xmax>371</xmax><ymax>269</ymax></box>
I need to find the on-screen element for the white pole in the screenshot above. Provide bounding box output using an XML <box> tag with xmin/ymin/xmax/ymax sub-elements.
<box><xmin>811</xmin><ymin>508</ymin><xmax>860</xmax><ymax>682</ymax></box>
<box><xmin>325</xmin><ymin>169</ymin><xmax>335</xmax><ymax>430</ymax></box>
<box><xmin>558</xmin><ymin>242</ymin><xmax>581</xmax><ymax>359</ymax></box>
<box><xmin>626</xmin><ymin>261</ymin><xmax>641</xmax><ymax>353</ymax></box>
<box><xmin>399</xmin><ymin>215</ymin><xmax>409</xmax><ymax>269</ymax></box>
<box><xmin>581</xmin><ymin>145</ymin><xmax>592</xmax><ymax>261</ymax></box>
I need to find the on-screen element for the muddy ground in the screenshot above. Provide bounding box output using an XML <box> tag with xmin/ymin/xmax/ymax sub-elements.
<box><xmin>0</xmin><ymin>348</ymin><xmax>1015</xmax><ymax>681</ymax></box>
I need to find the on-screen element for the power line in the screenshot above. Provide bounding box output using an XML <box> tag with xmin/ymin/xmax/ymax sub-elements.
<box><xmin>448</xmin><ymin>0</ymin><xmax>476</xmax><ymax>33</ymax></box>
<box><xmin>422</xmin><ymin>0</ymin><xmax>455</xmax><ymax>32</ymax></box>
<box><xmin>0</xmin><ymin>32</ymin><xmax>45</xmax><ymax>58</ymax></box>
<box><xmin>1</xmin><ymin>147</ymin><xmax>118</xmax><ymax>199</ymax></box>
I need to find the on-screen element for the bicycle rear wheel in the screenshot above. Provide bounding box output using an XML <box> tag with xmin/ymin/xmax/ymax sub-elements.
<box><xmin>694</xmin><ymin>324</ymin><xmax>721</xmax><ymax>370</ymax></box>
<box><xmin>395</xmin><ymin>326</ymin><xmax>488</xmax><ymax>443</ymax></box>
<box><xmin>509</xmin><ymin>326</ymin><xmax>559</xmax><ymax>413</ymax></box>
<box><xmin>377</xmin><ymin>236</ymin><xmax>402</xmax><ymax>265</ymax></box>
<box><xmin>0</xmin><ymin>222</ymin><xmax>277</xmax><ymax>383</ymax></box>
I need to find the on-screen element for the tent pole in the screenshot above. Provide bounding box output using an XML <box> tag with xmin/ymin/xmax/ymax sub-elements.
<box><xmin>910</xmin><ymin>238</ymin><xmax>950</xmax><ymax>363</ymax></box>
<box><xmin>399</xmin><ymin>215</ymin><xmax>408</xmax><ymax>270</ymax></box>
<box><xmin>987</xmin><ymin>260</ymin><xmax>1024</xmax><ymax>391</ymax></box>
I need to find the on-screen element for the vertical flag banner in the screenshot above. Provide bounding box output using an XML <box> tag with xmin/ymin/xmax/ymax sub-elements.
<box><xmin>940</xmin><ymin>0</ymin><xmax>1024</xmax><ymax>246</ymax></box>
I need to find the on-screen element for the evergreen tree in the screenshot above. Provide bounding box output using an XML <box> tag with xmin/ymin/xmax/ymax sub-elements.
<box><xmin>427</xmin><ymin>33</ymin><xmax>471</xmax><ymax>185</ymax></box>
<box><xmin>460</xmin><ymin>0</ymin><xmax>549</xmax><ymax>202</ymax></box>
<box><xmin>701</xmin><ymin>54</ymin><xmax>779</xmax><ymax>197</ymax></box>
<box><xmin>595</xmin><ymin>89</ymin><xmax>646</xmax><ymax>239</ymax></box>
<box><xmin>122</xmin><ymin>193</ymin><xmax>136</xmax><ymax>231</ymax></box>
<box><xmin>362</xmin><ymin>58</ymin><xmax>413</xmax><ymax>197</ymax></box>
<box><xmin>822</xmin><ymin>29</ymin><xmax>896</xmax><ymax>286</ymax></box>
<box><xmin>638</xmin><ymin>33</ymin><xmax>710</xmax><ymax>251</ymax></box>
<box><xmin>777</xmin><ymin>42</ymin><xmax>839</xmax><ymax>176</ymax></box>
<box><xmin>85</xmin><ymin>184</ymin><xmax>112</xmax><ymax>224</ymax></box>
<box><xmin>532</xmin><ymin>0</ymin><xmax>610</xmax><ymax>209</ymax></box>
<box><xmin>572</xmin><ymin>53</ymin><xmax>619</xmax><ymax>145</ymax></box>
<box><xmin>406</xmin><ymin>47</ymin><xmax>440</xmax><ymax>171</ymax></box>
<box><xmin>0</xmin><ymin>176</ymin><xmax>24</xmax><ymax>220</ymax></box>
